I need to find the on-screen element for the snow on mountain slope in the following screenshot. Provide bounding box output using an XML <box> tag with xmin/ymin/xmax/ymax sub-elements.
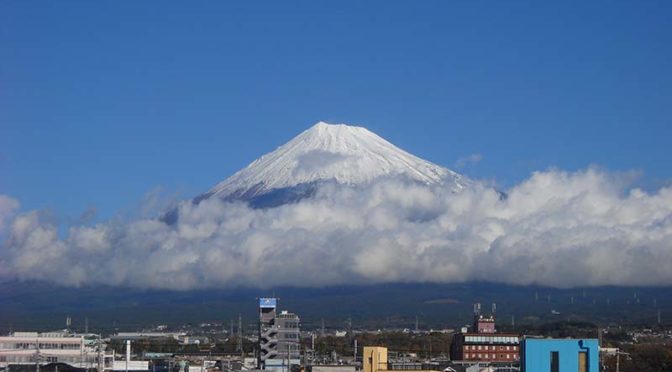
<box><xmin>201</xmin><ymin>122</ymin><xmax>469</xmax><ymax>203</ymax></box>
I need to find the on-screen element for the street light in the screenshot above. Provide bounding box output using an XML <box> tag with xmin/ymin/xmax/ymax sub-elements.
<box><xmin>614</xmin><ymin>349</ymin><xmax>630</xmax><ymax>372</ymax></box>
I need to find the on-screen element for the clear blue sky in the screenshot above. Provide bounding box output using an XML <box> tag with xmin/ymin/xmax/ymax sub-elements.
<box><xmin>2</xmin><ymin>1</ymin><xmax>671</xmax><ymax>220</ymax></box>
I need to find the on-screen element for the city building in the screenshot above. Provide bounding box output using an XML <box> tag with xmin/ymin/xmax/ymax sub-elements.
<box><xmin>363</xmin><ymin>347</ymin><xmax>441</xmax><ymax>372</ymax></box>
<box><xmin>0</xmin><ymin>331</ymin><xmax>109</xmax><ymax>369</ymax></box>
<box><xmin>450</xmin><ymin>304</ymin><xmax>520</xmax><ymax>364</ymax></box>
<box><xmin>363</xmin><ymin>346</ymin><xmax>388</xmax><ymax>372</ymax></box>
<box><xmin>520</xmin><ymin>338</ymin><xmax>598</xmax><ymax>372</ymax></box>
<box><xmin>275</xmin><ymin>311</ymin><xmax>300</xmax><ymax>362</ymax></box>
<box><xmin>450</xmin><ymin>334</ymin><xmax>520</xmax><ymax>363</ymax></box>
<box><xmin>258</xmin><ymin>298</ymin><xmax>301</xmax><ymax>371</ymax></box>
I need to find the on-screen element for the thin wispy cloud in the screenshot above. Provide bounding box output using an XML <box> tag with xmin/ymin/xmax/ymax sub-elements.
<box><xmin>455</xmin><ymin>153</ymin><xmax>483</xmax><ymax>169</ymax></box>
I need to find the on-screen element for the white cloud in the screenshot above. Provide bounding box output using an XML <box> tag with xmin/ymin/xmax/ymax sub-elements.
<box><xmin>454</xmin><ymin>153</ymin><xmax>483</xmax><ymax>168</ymax></box>
<box><xmin>1</xmin><ymin>168</ymin><xmax>672</xmax><ymax>289</ymax></box>
<box><xmin>0</xmin><ymin>195</ymin><xmax>20</xmax><ymax>233</ymax></box>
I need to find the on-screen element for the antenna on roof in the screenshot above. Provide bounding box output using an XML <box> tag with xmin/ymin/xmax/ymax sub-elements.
<box><xmin>321</xmin><ymin>319</ymin><xmax>325</xmax><ymax>337</ymax></box>
<box><xmin>491</xmin><ymin>303</ymin><xmax>496</xmax><ymax>316</ymax></box>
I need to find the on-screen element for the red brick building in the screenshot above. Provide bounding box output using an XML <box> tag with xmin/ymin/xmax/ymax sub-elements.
<box><xmin>450</xmin><ymin>333</ymin><xmax>520</xmax><ymax>362</ymax></box>
<box><xmin>450</xmin><ymin>303</ymin><xmax>520</xmax><ymax>363</ymax></box>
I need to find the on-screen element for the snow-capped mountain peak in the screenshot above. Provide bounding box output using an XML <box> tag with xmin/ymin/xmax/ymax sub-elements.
<box><xmin>201</xmin><ymin>121</ymin><xmax>468</xmax><ymax>204</ymax></box>
<box><xmin>200</xmin><ymin>121</ymin><xmax>469</xmax><ymax>203</ymax></box>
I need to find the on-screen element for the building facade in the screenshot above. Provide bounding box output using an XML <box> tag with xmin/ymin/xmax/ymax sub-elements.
<box><xmin>0</xmin><ymin>332</ymin><xmax>102</xmax><ymax>369</ymax></box>
<box><xmin>259</xmin><ymin>297</ymin><xmax>279</xmax><ymax>368</ymax></box>
<box><xmin>363</xmin><ymin>347</ymin><xmax>442</xmax><ymax>372</ymax></box>
<box><xmin>258</xmin><ymin>298</ymin><xmax>301</xmax><ymax>371</ymax></box>
<box><xmin>450</xmin><ymin>303</ymin><xmax>520</xmax><ymax>364</ymax></box>
<box><xmin>275</xmin><ymin>311</ymin><xmax>300</xmax><ymax>362</ymax></box>
<box><xmin>451</xmin><ymin>333</ymin><xmax>520</xmax><ymax>363</ymax></box>
<box><xmin>520</xmin><ymin>338</ymin><xmax>598</xmax><ymax>372</ymax></box>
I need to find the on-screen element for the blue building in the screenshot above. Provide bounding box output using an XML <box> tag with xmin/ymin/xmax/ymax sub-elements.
<box><xmin>521</xmin><ymin>338</ymin><xmax>599</xmax><ymax>372</ymax></box>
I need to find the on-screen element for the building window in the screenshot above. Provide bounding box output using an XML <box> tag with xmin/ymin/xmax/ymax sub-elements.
<box><xmin>551</xmin><ymin>351</ymin><xmax>559</xmax><ymax>372</ymax></box>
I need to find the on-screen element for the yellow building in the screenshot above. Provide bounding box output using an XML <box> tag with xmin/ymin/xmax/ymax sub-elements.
<box><xmin>363</xmin><ymin>346</ymin><xmax>441</xmax><ymax>372</ymax></box>
<box><xmin>363</xmin><ymin>347</ymin><xmax>388</xmax><ymax>372</ymax></box>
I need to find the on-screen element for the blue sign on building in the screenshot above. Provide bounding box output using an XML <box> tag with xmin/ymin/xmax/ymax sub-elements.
<box><xmin>259</xmin><ymin>297</ymin><xmax>277</xmax><ymax>308</ymax></box>
<box><xmin>521</xmin><ymin>338</ymin><xmax>599</xmax><ymax>372</ymax></box>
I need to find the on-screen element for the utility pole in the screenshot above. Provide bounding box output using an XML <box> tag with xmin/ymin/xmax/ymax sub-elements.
<box><xmin>615</xmin><ymin>350</ymin><xmax>629</xmax><ymax>372</ymax></box>
<box><xmin>415</xmin><ymin>315</ymin><xmax>418</xmax><ymax>333</ymax></box>
<box><xmin>85</xmin><ymin>318</ymin><xmax>89</xmax><ymax>334</ymax></box>
<box><xmin>613</xmin><ymin>349</ymin><xmax>630</xmax><ymax>372</ymax></box>
<box><xmin>238</xmin><ymin>314</ymin><xmax>243</xmax><ymax>354</ymax></box>
<box><xmin>35</xmin><ymin>337</ymin><xmax>40</xmax><ymax>372</ymax></box>
<box><xmin>598</xmin><ymin>327</ymin><xmax>603</xmax><ymax>368</ymax></box>
<box><xmin>288</xmin><ymin>342</ymin><xmax>292</xmax><ymax>372</ymax></box>
<box><xmin>97</xmin><ymin>334</ymin><xmax>103</xmax><ymax>372</ymax></box>
<box><xmin>125</xmin><ymin>340</ymin><xmax>130</xmax><ymax>372</ymax></box>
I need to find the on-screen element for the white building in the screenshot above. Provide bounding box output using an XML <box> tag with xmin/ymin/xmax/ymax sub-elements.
<box><xmin>0</xmin><ymin>331</ymin><xmax>107</xmax><ymax>369</ymax></box>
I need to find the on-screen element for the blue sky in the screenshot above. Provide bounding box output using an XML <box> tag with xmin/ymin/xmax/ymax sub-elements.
<box><xmin>2</xmin><ymin>1</ymin><xmax>671</xmax><ymax>220</ymax></box>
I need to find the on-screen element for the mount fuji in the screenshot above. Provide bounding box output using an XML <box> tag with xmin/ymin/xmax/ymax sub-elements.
<box><xmin>184</xmin><ymin>122</ymin><xmax>471</xmax><ymax>211</ymax></box>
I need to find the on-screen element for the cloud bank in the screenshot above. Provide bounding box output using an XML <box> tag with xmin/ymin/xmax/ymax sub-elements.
<box><xmin>1</xmin><ymin>168</ymin><xmax>672</xmax><ymax>289</ymax></box>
